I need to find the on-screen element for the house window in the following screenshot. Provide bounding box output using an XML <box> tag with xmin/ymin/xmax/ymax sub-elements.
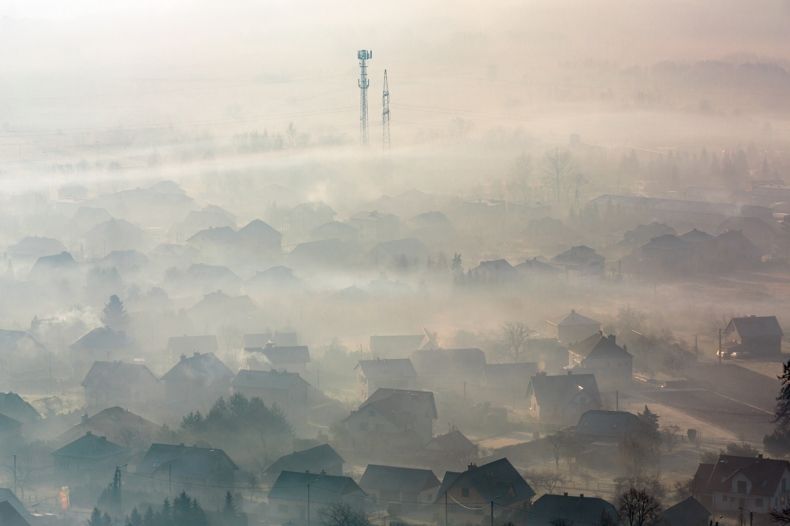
<box><xmin>461</xmin><ymin>488</ymin><xmax>469</xmax><ymax>498</ymax></box>
<box><xmin>737</xmin><ymin>481</ymin><xmax>748</xmax><ymax>494</ymax></box>
<box><xmin>756</xmin><ymin>498</ymin><xmax>764</xmax><ymax>508</ymax></box>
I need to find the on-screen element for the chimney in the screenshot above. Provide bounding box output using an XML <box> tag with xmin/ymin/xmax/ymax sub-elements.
<box><xmin>467</xmin><ymin>463</ymin><xmax>477</xmax><ymax>471</ymax></box>
<box><xmin>580</xmin><ymin>494</ymin><xmax>584</xmax><ymax>498</ymax></box>
<box><xmin>608</xmin><ymin>334</ymin><xmax>616</xmax><ymax>343</ymax></box>
<box><xmin>81</xmin><ymin>413</ymin><xmax>89</xmax><ymax>424</ymax></box>
<box><xmin>758</xmin><ymin>454</ymin><xmax>764</xmax><ymax>459</ymax></box>
<box><xmin>563</xmin><ymin>492</ymin><xmax>568</xmax><ymax>496</ymax></box>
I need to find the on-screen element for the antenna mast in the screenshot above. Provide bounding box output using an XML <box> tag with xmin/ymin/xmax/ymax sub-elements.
<box><xmin>382</xmin><ymin>69</ymin><xmax>391</xmax><ymax>149</ymax></box>
<box><xmin>357</xmin><ymin>49</ymin><xmax>373</xmax><ymax>145</ymax></box>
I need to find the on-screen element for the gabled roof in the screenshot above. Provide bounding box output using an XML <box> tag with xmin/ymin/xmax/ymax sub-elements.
<box><xmin>726</xmin><ymin>316</ymin><xmax>783</xmax><ymax>339</ymax></box>
<box><xmin>529</xmin><ymin>494</ymin><xmax>617</xmax><ymax>526</ymax></box>
<box><xmin>70</xmin><ymin>327</ymin><xmax>129</xmax><ymax>352</ymax></box>
<box><xmin>662</xmin><ymin>496</ymin><xmax>711</xmax><ymax>526</ymax></box>
<box><xmin>357</xmin><ymin>358</ymin><xmax>417</xmax><ymax>378</ymax></box>
<box><xmin>436</xmin><ymin>458</ymin><xmax>534</xmax><ymax>506</ymax></box>
<box><xmin>360</xmin><ymin>465</ymin><xmax>440</xmax><ymax>493</ymax></box>
<box><xmin>693</xmin><ymin>454</ymin><xmax>790</xmax><ymax>497</ymax></box>
<box><xmin>0</xmin><ymin>393</ymin><xmax>40</xmax><ymax>423</ymax></box>
<box><xmin>0</xmin><ymin>489</ymin><xmax>33</xmax><ymax>525</ymax></box>
<box><xmin>52</xmin><ymin>432</ymin><xmax>128</xmax><ymax>460</ymax></box>
<box><xmin>232</xmin><ymin>369</ymin><xmax>309</xmax><ymax>391</ymax></box>
<box><xmin>568</xmin><ymin>332</ymin><xmax>604</xmax><ymax>358</ymax></box>
<box><xmin>584</xmin><ymin>334</ymin><xmax>632</xmax><ymax>361</ymax></box>
<box><xmin>82</xmin><ymin>361</ymin><xmax>159</xmax><ymax>389</ymax></box>
<box><xmin>269</xmin><ymin>471</ymin><xmax>366</xmax><ymax>504</ymax></box>
<box><xmin>161</xmin><ymin>352</ymin><xmax>234</xmax><ymax>385</ymax></box>
<box><xmin>425</xmin><ymin>430</ymin><xmax>477</xmax><ymax>453</ymax></box>
<box><xmin>527</xmin><ymin>374</ymin><xmax>602</xmax><ymax>412</ymax></box>
<box><xmin>359</xmin><ymin>388</ymin><xmax>437</xmax><ymax>421</ymax></box>
<box><xmin>138</xmin><ymin>443</ymin><xmax>238</xmax><ymax>477</ymax></box>
<box><xmin>265</xmin><ymin>444</ymin><xmax>344</xmax><ymax>477</ymax></box>
<box><xmin>246</xmin><ymin>345</ymin><xmax>310</xmax><ymax>365</ymax></box>
<box><xmin>680</xmin><ymin>229</ymin><xmax>714</xmax><ymax>243</ymax></box>
<box><xmin>575</xmin><ymin>410</ymin><xmax>641</xmax><ymax>440</ymax></box>
<box><xmin>56</xmin><ymin>406</ymin><xmax>160</xmax><ymax>449</ymax></box>
<box><xmin>557</xmin><ymin>310</ymin><xmax>600</xmax><ymax>328</ymax></box>
<box><xmin>0</xmin><ymin>413</ymin><xmax>21</xmax><ymax>433</ymax></box>
<box><xmin>0</xmin><ymin>500</ymin><xmax>30</xmax><ymax>526</ymax></box>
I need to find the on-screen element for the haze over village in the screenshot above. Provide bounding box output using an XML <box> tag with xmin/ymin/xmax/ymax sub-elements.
<box><xmin>5</xmin><ymin>1</ymin><xmax>790</xmax><ymax>526</ymax></box>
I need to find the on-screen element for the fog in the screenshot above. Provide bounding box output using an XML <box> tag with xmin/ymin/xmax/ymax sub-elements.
<box><xmin>2</xmin><ymin>2</ymin><xmax>790</xmax><ymax>526</ymax></box>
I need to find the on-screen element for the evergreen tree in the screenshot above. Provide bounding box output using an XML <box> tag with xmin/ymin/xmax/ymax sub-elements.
<box><xmin>101</xmin><ymin>294</ymin><xmax>128</xmax><ymax>331</ymax></box>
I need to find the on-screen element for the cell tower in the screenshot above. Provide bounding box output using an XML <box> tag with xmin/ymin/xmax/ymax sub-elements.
<box><xmin>357</xmin><ymin>49</ymin><xmax>373</xmax><ymax>145</ymax></box>
<box><xmin>382</xmin><ymin>69</ymin><xmax>391</xmax><ymax>149</ymax></box>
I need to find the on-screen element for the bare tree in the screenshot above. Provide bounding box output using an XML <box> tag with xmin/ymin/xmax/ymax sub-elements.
<box><xmin>543</xmin><ymin>149</ymin><xmax>574</xmax><ymax>203</ymax></box>
<box><xmin>502</xmin><ymin>322</ymin><xmax>530</xmax><ymax>362</ymax></box>
<box><xmin>618</xmin><ymin>487</ymin><xmax>661</xmax><ymax>526</ymax></box>
<box><xmin>524</xmin><ymin>470</ymin><xmax>565</xmax><ymax>494</ymax></box>
<box><xmin>321</xmin><ymin>503</ymin><xmax>371</xmax><ymax>526</ymax></box>
<box><xmin>771</xmin><ymin>508</ymin><xmax>790</xmax><ymax>524</ymax></box>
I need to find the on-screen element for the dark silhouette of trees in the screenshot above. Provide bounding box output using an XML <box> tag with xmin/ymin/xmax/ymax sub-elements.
<box><xmin>320</xmin><ymin>503</ymin><xmax>371</xmax><ymax>526</ymax></box>
<box><xmin>765</xmin><ymin>360</ymin><xmax>790</xmax><ymax>456</ymax></box>
<box><xmin>502</xmin><ymin>322</ymin><xmax>530</xmax><ymax>362</ymax></box>
<box><xmin>101</xmin><ymin>294</ymin><xmax>128</xmax><ymax>331</ymax></box>
<box><xmin>617</xmin><ymin>487</ymin><xmax>661</xmax><ymax>526</ymax></box>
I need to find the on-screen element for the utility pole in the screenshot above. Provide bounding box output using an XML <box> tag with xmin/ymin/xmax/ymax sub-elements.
<box><xmin>307</xmin><ymin>481</ymin><xmax>311</xmax><ymax>526</ymax></box>
<box><xmin>444</xmin><ymin>491</ymin><xmax>448</xmax><ymax>526</ymax></box>
<box><xmin>357</xmin><ymin>50</ymin><xmax>373</xmax><ymax>145</ymax></box>
<box><xmin>718</xmin><ymin>328</ymin><xmax>722</xmax><ymax>364</ymax></box>
<box><xmin>490</xmin><ymin>500</ymin><xmax>494</xmax><ymax>526</ymax></box>
<box><xmin>615</xmin><ymin>390</ymin><xmax>619</xmax><ymax>411</ymax></box>
<box><xmin>382</xmin><ymin>69</ymin><xmax>391</xmax><ymax>149</ymax></box>
<box><xmin>12</xmin><ymin>454</ymin><xmax>17</xmax><ymax>496</ymax></box>
<box><xmin>168</xmin><ymin>464</ymin><xmax>172</xmax><ymax>496</ymax></box>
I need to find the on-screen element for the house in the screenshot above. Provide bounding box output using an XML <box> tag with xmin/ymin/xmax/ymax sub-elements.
<box><xmin>56</xmin><ymin>406</ymin><xmax>161</xmax><ymax>450</ymax></box>
<box><xmin>568</xmin><ymin>332</ymin><xmax>604</xmax><ymax>367</ymax></box>
<box><xmin>466</xmin><ymin>259</ymin><xmax>520</xmax><ymax>285</ymax></box>
<box><xmin>52</xmin><ymin>432</ymin><xmax>129</xmax><ymax>483</ymax></box>
<box><xmin>527</xmin><ymin>493</ymin><xmax>618</xmax><ymax>526</ymax></box>
<box><xmin>137</xmin><ymin>443</ymin><xmax>238</xmax><ymax>488</ymax></box>
<box><xmin>370</xmin><ymin>334</ymin><xmax>427</xmax><ymax>358</ymax></box>
<box><xmin>166</xmin><ymin>335</ymin><xmax>218</xmax><ymax>360</ymax></box>
<box><xmin>0</xmin><ymin>489</ymin><xmax>33</xmax><ymax>526</ymax></box>
<box><xmin>577</xmin><ymin>334</ymin><xmax>633</xmax><ymax>391</ymax></box>
<box><xmin>161</xmin><ymin>352</ymin><xmax>234</xmax><ymax>414</ymax></box>
<box><xmin>422</xmin><ymin>429</ymin><xmax>478</xmax><ymax>471</ymax></box>
<box><xmin>357</xmin><ymin>359</ymin><xmax>417</xmax><ymax>398</ymax></box>
<box><xmin>344</xmin><ymin>388</ymin><xmax>437</xmax><ymax>451</ymax></box>
<box><xmin>483</xmin><ymin>363</ymin><xmax>539</xmax><ymax>404</ymax></box>
<box><xmin>436</xmin><ymin>459</ymin><xmax>534</xmax><ymax>524</ymax></box>
<box><xmin>231</xmin><ymin>370</ymin><xmax>311</xmax><ymax>430</ymax></box>
<box><xmin>661</xmin><ymin>496</ymin><xmax>711</xmax><ymax>526</ymax></box>
<box><xmin>410</xmin><ymin>348</ymin><xmax>486</xmax><ymax>393</ymax></box>
<box><xmin>552</xmin><ymin>310</ymin><xmax>601</xmax><ymax>345</ymax></box>
<box><xmin>70</xmin><ymin>327</ymin><xmax>130</xmax><ymax>363</ymax></box>
<box><xmin>551</xmin><ymin>246</ymin><xmax>605</xmax><ymax>276</ymax></box>
<box><xmin>575</xmin><ymin>409</ymin><xmax>641</xmax><ymax>442</ymax></box>
<box><xmin>264</xmin><ymin>444</ymin><xmax>344</xmax><ymax>482</ymax></box>
<box><xmin>527</xmin><ymin>373</ymin><xmax>602</xmax><ymax>427</ymax></box>
<box><xmin>81</xmin><ymin>361</ymin><xmax>162</xmax><ymax>415</ymax></box>
<box><xmin>723</xmin><ymin>316</ymin><xmax>783</xmax><ymax>357</ymax></box>
<box><xmin>0</xmin><ymin>393</ymin><xmax>40</xmax><ymax>424</ymax></box>
<box><xmin>692</xmin><ymin>454</ymin><xmax>790</xmax><ymax>514</ymax></box>
<box><xmin>244</xmin><ymin>344</ymin><xmax>310</xmax><ymax>376</ymax></box>
<box><xmin>268</xmin><ymin>471</ymin><xmax>370</xmax><ymax>526</ymax></box>
<box><xmin>359</xmin><ymin>465</ymin><xmax>440</xmax><ymax>505</ymax></box>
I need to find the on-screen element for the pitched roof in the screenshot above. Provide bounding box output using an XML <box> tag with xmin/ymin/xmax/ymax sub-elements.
<box><xmin>557</xmin><ymin>310</ymin><xmax>600</xmax><ymax>328</ymax></box>
<box><xmin>575</xmin><ymin>410</ymin><xmax>641</xmax><ymax>440</ymax></box>
<box><xmin>358</xmin><ymin>358</ymin><xmax>417</xmax><ymax>378</ymax></box>
<box><xmin>265</xmin><ymin>444</ymin><xmax>344</xmax><ymax>477</ymax></box>
<box><xmin>661</xmin><ymin>496</ymin><xmax>711</xmax><ymax>526</ymax></box>
<box><xmin>358</xmin><ymin>388</ymin><xmax>437</xmax><ymax>422</ymax></box>
<box><xmin>232</xmin><ymin>369</ymin><xmax>310</xmax><ymax>391</ymax></box>
<box><xmin>0</xmin><ymin>500</ymin><xmax>30</xmax><ymax>526</ymax></box>
<box><xmin>410</xmin><ymin>348</ymin><xmax>486</xmax><ymax>372</ymax></box>
<box><xmin>52</xmin><ymin>432</ymin><xmax>128</xmax><ymax>460</ymax></box>
<box><xmin>0</xmin><ymin>413</ymin><xmax>21</xmax><ymax>433</ymax></box>
<box><xmin>0</xmin><ymin>393</ymin><xmax>40</xmax><ymax>423</ymax></box>
<box><xmin>360</xmin><ymin>465</ymin><xmax>440</xmax><ymax>493</ymax></box>
<box><xmin>584</xmin><ymin>335</ymin><xmax>632</xmax><ymax>361</ymax></box>
<box><xmin>161</xmin><ymin>352</ymin><xmax>234</xmax><ymax>385</ymax></box>
<box><xmin>0</xmin><ymin>489</ymin><xmax>33</xmax><ymax>525</ymax></box>
<box><xmin>527</xmin><ymin>374</ymin><xmax>602</xmax><ymax>412</ymax></box>
<box><xmin>436</xmin><ymin>458</ymin><xmax>534</xmax><ymax>506</ymax></box>
<box><xmin>70</xmin><ymin>327</ymin><xmax>129</xmax><ymax>352</ymax></box>
<box><xmin>693</xmin><ymin>454</ymin><xmax>790</xmax><ymax>497</ymax></box>
<box><xmin>138</xmin><ymin>443</ymin><xmax>238</xmax><ymax>477</ymax></box>
<box><xmin>568</xmin><ymin>332</ymin><xmax>604</xmax><ymax>358</ymax></box>
<box><xmin>425</xmin><ymin>430</ymin><xmax>477</xmax><ymax>453</ymax></box>
<box><xmin>726</xmin><ymin>316</ymin><xmax>783</xmax><ymax>339</ymax></box>
<box><xmin>246</xmin><ymin>345</ymin><xmax>310</xmax><ymax>365</ymax></box>
<box><xmin>56</xmin><ymin>406</ymin><xmax>160</xmax><ymax>449</ymax></box>
<box><xmin>269</xmin><ymin>471</ymin><xmax>366</xmax><ymax>504</ymax></box>
<box><xmin>529</xmin><ymin>494</ymin><xmax>617</xmax><ymax>525</ymax></box>
<box><xmin>82</xmin><ymin>361</ymin><xmax>159</xmax><ymax>389</ymax></box>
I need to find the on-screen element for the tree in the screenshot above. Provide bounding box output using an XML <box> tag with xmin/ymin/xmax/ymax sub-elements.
<box><xmin>724</xmin><ymin>442</ymin><xmax>760</xmax><ymax>457</ymax></box>
<box><xmin>638</xmin><ymin>406</ymin><xmax>660</xmax><ymax>439</ymax></box>
<box><xmin>502</xmin><ymin>322</ymin><xmax>530</xmax><ymax>362</ymax></box>
<box><xmin>544</xmin><ymin>149</ymin><xmax>574</xmax><ymax>203</ymax></box>
<box><xmin>320</xmin><ymin>503</ymin><xmax>371</xmax><ymax>526</ymax></box>
<box><xmin>88</xmin><ymin>508</ymin><xmax>106</xmax><ymax>526</ymax></box>
<box><xmin>617</xmin><ymin>487</ymin><xmax>661</xmax><ymax>526</ymax></box>
<box><xmin>101</xmin><ymin>294</ymin><xmax>128</xmax><ymax>331</ymax></box>
<box><xmin>525</xmin><ymin>470</ymin><xmax>565</xmax><ymax>493</ymax></box>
